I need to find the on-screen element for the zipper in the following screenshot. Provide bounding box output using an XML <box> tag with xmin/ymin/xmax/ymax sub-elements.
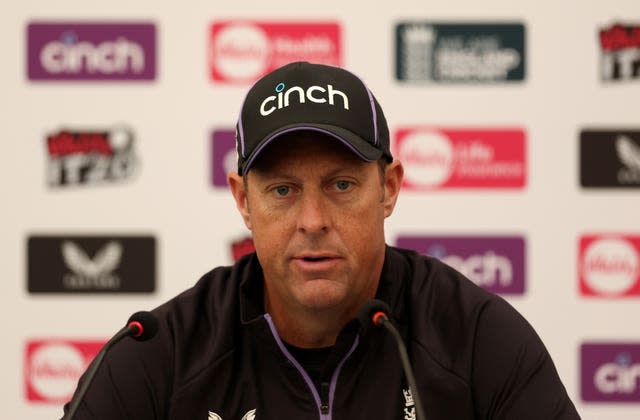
<box><xmin>264</xmin><ymin>314</ymin><xmax>360</xmax><ymax>420</ymax></box>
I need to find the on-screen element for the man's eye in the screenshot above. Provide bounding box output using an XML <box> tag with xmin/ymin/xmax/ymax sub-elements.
<box><xmin>335</xmin><ymin>180</ymin><xmax>351</xmax><ymax>191</ymax></box>
<box><xmin>274</xmin><ymin>185</ymin><xmax>290</xmax><ymax>196</ymax></box>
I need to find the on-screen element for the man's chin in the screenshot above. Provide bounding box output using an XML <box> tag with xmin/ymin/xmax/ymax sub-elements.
<box><xmin>294</xmin><ymin>282</ymin><xmax>348</xmax><ymax>312</ymax></box>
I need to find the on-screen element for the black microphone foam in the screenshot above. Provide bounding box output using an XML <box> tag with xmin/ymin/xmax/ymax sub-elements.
<box><xmin>358</xmin><ymin>299</ymin><xmax>392</xmax><ymax>328</ymax></box>
<box><xmin>127</xmin><ymin>311</ymin><xmax>158</xmax><ymax>341</ymax></box>
<box><xmin>357</xmin><ymin>299</ymin><xmax>427</xmax><ymax>420</ymax></box>
<box><xmin>62</xmin><ymin>310</ymin><xmax>159</xmax><ymax>420</ymax></box>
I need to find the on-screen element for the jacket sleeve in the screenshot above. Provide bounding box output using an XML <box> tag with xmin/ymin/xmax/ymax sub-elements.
<box><xmin>470</xmin><ymin>297</ymin><xmax>581</xmax><ymax>420</ymax></box>
<box><xmin>60</xmin><ymin>318</ymin><xmax>173</xmax><ymax>420</ymax></box>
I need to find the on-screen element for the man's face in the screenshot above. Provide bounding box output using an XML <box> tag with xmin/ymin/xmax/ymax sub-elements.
<box><xmin>229</xmin><ymin>132</ymin><xmax>402</xmax><ymax>317</ymax></box>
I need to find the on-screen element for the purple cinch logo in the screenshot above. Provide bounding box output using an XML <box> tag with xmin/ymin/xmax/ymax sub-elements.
<box><xmin>27</xmin><ymin>22</ymin><xmax>156</xmax><ymax>80</ymax></box>
<box><xmin>581</xmin><ymin>343</ymin><xmax>640</xmax><ymax>402</ymax></box>
<box><xmin>395</xmin><ymin>235</ymin><xmax>526</xmax><ymax>295</ymax></box>
<box><xmin>211</xmin><ymin>130</ymin><xmax>237</xmax><ymax>187</ymax></box>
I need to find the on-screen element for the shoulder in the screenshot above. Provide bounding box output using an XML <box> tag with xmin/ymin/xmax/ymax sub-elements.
<box><xmin>387</xmin><ymin>247</ymin><xmax>532</xmax><ymax>367</ymax></box>
<box><xmin>122</xmin><ymin>253</ymin><xmax>260</xmax><ymax>390</ymax></box>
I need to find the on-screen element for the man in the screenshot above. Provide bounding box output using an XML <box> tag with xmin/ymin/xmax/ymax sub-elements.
<box><xmin>63</xmin><ymin>62</ymin><xmax>581</xmax><ymax>419</ymax></box>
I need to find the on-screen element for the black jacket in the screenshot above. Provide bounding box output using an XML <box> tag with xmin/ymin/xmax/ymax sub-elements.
<box><xmin>64</xmin><ymin>246</ymin><xmax>581</xmax><ymax>419</ymax></box>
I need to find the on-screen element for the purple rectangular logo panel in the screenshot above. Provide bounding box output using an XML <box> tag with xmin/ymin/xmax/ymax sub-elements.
<box><xmin>395</xmin><ymin>235</ymin><xmax>526</xmax><ymax>295</ymax></box>
<box><xmin>581</xmin><ymin>343</ymin><xmax>640</xmax><ymax>402</ymax></box>
<box><xmin>27</xmin><ymin>22</ymin><xmax>156</xmax><ymax>80</ymax></box>
<box><xmin>211</xmin><ymin>129</ymin><xmax>237</xmax><ymax>188</ymax></box>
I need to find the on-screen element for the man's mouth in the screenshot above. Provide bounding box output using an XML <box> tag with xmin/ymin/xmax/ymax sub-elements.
<box><xmin>301</xmin><ymin>256</ymin><xmax>331</xmax><ymax>262</ymax></box>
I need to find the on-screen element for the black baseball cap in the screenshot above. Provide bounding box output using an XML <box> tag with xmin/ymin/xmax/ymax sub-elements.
<box><xmin>235</xmin><ymin>61</ymin><xmax>392</xmax><ymax>175</ymax></box>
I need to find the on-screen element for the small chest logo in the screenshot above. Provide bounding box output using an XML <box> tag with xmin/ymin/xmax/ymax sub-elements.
<box><xmin>208</xmin><ymin>408</ymin><xmax>256</xmax><ymax>420</ymax></box>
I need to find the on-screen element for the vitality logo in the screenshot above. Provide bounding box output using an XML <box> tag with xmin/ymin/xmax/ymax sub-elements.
<box><xmin>395</xmin><ymin>127</ymin><xmax>526</xmax><ymax>189</ymax></box>
<box><xmin>25</xmin><ymin>339</ymin><xmax>104</xmax><ymax>403</ymax></box>
<box><xmin>27</xmin><ymin>22</ymin><xmax>156</xmax><ymax>80</ymax></box>
<box><xmin>599</xmin><ymin>23</ymin><xmax>640</xmax><ymax>82</ymax></box>
<box><xmin>581</xmin><ymin>343</ymin><xmax>640</xmax><ymax>402</ymax></box>
<box><xmin>46</xmin><ymin>126</ymin><xmax>138</xmax><ymax>187</ymax></box>
<box><xmin>580</xmin><ymin>130</ymin><xmax>640</xmax><ymax>188</ymax></box>
<box><xmin>28</xmin><ymin>235</ymin><xmax>156</xmax><ymax>293</ymax></box>
<box><xmin>579</xmin><ymin>234</ymin><xmax>640</xmax><ymax>297</ymax></box>
<box><xmin>210</xmin><ymin>21</ymin><xmax>341</xmax><ymax>84</ymax></box>
<box><xmin>395</xmin><ymin>22</ymin><xmax>525</xmax><ymax>82</ymax></box>
<box><xmin>395</xmin><ymin>235</ymin><xmax>526</xmax><ymax>295</ymax></box>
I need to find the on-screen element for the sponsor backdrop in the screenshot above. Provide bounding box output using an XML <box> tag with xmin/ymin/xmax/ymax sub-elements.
<box><xmin>1</xmin><ymin>1</ymin><xmax>639</xmax><ymax>418</ymax></box>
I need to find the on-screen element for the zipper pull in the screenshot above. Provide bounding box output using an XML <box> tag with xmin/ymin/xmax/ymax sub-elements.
<box><xmin>320</xmin><ymin>382</ymin><xmax>330</xmax><ymax>414</ymax></box>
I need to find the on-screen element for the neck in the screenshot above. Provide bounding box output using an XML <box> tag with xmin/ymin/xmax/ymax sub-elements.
<box><xmin>264</xmin><ymin>294</ymin><xmax>366</xmax><ymax>348</ymax></box>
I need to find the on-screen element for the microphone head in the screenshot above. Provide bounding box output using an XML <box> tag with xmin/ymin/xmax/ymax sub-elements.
<box><xmin>127</xmin><ymin>311</ymin><xmax>159</xmax><ymax>341</ymax></box>
<box><xmin>358</xmin><ymin>299</ymin><xmax>392</xmax><ymax>329</ymax></box>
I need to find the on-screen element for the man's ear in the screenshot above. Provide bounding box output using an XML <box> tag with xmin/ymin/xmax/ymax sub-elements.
<box><xmin>228</xmin><ymin>171</ymin><xmax>253</xmax><ymax>230</ymax></box>
<box><xmin>383</xmin><ymin>160</ymin><xmax>404</xmax><ymax>218</ymax></box>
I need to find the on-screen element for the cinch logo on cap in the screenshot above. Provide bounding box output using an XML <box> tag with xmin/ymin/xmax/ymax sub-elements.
<box><xmin>25</xmin><ymin>339</ymin><xmax>104</xmax><ymax>403</ymax></box>
<box><xmin>259</xmin><ymin>82</ymin><xmax>349</xmax><ymax>116</ymax></box>
<box><xmin>581</xmin><ymin>342</ymin><xmax>640</xmax><ymax>402</ymax></box>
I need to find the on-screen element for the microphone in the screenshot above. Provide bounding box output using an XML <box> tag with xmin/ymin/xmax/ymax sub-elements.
<box><xmin>359</xmin><ymin>300</ymin><xmax>427</xmax><ymax>420</ymax></box>
<box><xmin>62</xmin><ymin>311</ymin><xmax>159</xmax><ymax>420</ymax></box>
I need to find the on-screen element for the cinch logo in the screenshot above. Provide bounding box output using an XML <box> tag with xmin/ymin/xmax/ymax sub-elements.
<box><xmin>581</xmin><ymin>343</ymin><xmax>640</xmax><ymax>402</ymax></box>
<box><xmin>25</xmin><ymin>339</ymin><xmax>104</xmax><ymax>403</ymax></box>
<box><xmin>579</xmin><ymin>234</ymin><xmax>640</xmax><ymax>297</ymax></box>
<box><xmin>210</xmin><ymin>21</ymin><xmax>341</xmax><ymax>84</ymax></box>
<box><xmin>259</xmin><ymin>82</ymin><xmax>349</xmax><ymax>116</ymax></box>
<box><xmin>395</xmin><ymin>235</ymin><xmax>526</xmax><ymax>295</ymax></box>
<box><xmin>27</xmin><ymin>22</ymin><xmax>156</xmax><ymax>81</ymax></box>
<box><xmin>211</xmin><ymin>129</ymin><xmax>237</xmax><ymax>188</ymax></box>
<box><xmin>394</xmin><ymin>127</ymin><xmax>526</xmax><ymax>189</ymax></box>
<box><xmin>599</xmin><ymin>23</ymin><xmax>640</xmax><ymax>82</ymax></box>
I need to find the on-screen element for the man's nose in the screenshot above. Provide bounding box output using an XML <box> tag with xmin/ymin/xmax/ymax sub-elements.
<box><xmin>296</xmin><ymin>191</ymin><xmax>329</xmax><ymax>234</ymax></box>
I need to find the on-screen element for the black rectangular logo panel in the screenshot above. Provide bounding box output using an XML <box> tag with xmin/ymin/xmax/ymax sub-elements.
<box><xmin>580</xmin><ymin>130</ymin><xmax>640</xmax><ymax>188</ymax></box>
<box><xmin>27</xmin><ymin>235</ymin><xmax>156</xmax><ymax>293</ymax></box>
<box><xmin>395</xmin><ymin>22</ymin><xmax>526</xmax><ymax>83</ymax></box>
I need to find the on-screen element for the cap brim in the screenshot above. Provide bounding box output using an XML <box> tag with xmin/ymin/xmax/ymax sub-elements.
<box><xmin>240</xmin><ymin>123</ymin><xmax>383</xmax><ymax>175</ymax></box>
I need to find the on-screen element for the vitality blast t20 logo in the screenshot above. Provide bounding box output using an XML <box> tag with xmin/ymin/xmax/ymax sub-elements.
<box><xmin>579</xmin><ymin>235</ymin><xmax>640</xmax><ymax>297</ymax></box>
<box><xmin>25</xmin><ymin>339</ymin><xmax>104</xmax><ymax>403</ymax></box>
<box><xmin>599</xmin><ymin>23</ymin><xmax>640</xmax><ymax>82</ymax></box>
<box><xmin>27</xmin><ymin>22</ymin><xmax>156</xmax><ymax>81</ymax></box>
<box><xmin>581</xmin><ymin>343</ymin><xmax>640</xmax><ymax>402</ymax></box>
<box><xmin>46</xmin><ymin>126</ymin><xmax>138</xmax><ymax>187</ymax></box>
<box><xmin>395</xmin><ymin>235</ymin><xmax>526</xmax><ymax>295</ymax></box>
